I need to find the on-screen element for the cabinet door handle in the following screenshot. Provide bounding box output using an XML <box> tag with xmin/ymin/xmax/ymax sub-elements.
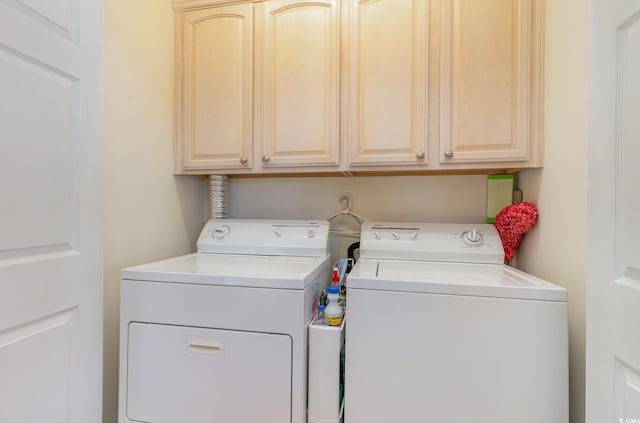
<box><xmin>416</xmin><ymin>151</ymin><xmax>425</xmax><ymax>160</ymax></box>
<box><xmin>239</xmin><ymin>156</ymin><xmax>248</xmax><ymax>164</ymax></box>
<box><xmin>262</xmin><ymin>155</ymin><xmax>270</xmax><ymax>163</ymax></box>
<box><xmin>444</xmin><ymin>150</ymin><xmax>454</xmax><ymax>159</ymax></box>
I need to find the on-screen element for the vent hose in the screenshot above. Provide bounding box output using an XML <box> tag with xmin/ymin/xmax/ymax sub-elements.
<box><xmin>209</xmin><ymin>175</ymin><xmax>228</xmax><ymax>219</ymax></box>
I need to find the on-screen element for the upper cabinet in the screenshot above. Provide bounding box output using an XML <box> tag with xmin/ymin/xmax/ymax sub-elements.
<box><xmin>438</xmin><ymin>0</ymin><xmax>543</xmax><ymax>165</ymax></box>
<box><xmin>175</xmin><ymin>3</ymin><xmax>254</xmax><ymax>171</ymax></box>
<box><xmin>255</xmin><ymin>0</ymin><xmax>340</xmax><ymax>168</ymax></box>
<box><xmin>347</xmin><ymin>0</ymin><xmax>429</xmax><ymax>167</ymax></box>
<box><xmin>173</xmin><ymin>0</ymin><xmax>544</xmax><ymax>175</ymax></box>
<box><xmin>174</xmin><ymin>0</ymin><xmax>340</xmax><ymax>174</ymax></box>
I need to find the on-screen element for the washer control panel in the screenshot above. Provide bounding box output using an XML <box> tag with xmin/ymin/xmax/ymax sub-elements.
<box><xmin>360</xmin><ymin>222</ymin><xmax>504</xmax><ymax>264</ymax></box>
<box><xmin>197</xmin><ymin>219</ymin><xmax>330</xmax><ymax>257</ymax></box>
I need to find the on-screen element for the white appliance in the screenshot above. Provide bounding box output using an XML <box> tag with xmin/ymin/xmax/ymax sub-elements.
<box><xmin>118</xmin><ymin>219</ymin><xmax>331</xmax><ymax>423</ymax></box>
<box><xmin>345</xmin><ymin>222</ymin><xmax>568</xmax><ymax>423</ymax></box>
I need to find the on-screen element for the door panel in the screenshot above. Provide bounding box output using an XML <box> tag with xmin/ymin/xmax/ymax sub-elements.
<box><xmin>0</xmin><ymin>0</ymin><xmax>103</xmax><ymax>422</ymax></box>
<box><xmin>612</xmin><ymin>10</ymin><xmax>640</xmax><ymax>419</ymax></box>
<box><xmin>178</xmin><ymin>4</ymin><xmax>254</xmax><ymax>171</ymax></box>
<box><xmin>587</xmin><ymin>1</ymin><xmax>640</xmax><ymax>422</ymax></box>
<box><xmin>0</xmin><ymin>310</ymin><xmax>76</xmax><ymax>422</ymax></box>
<box><xmin>126</xmin><ymin>323</ymin><xmax>292</xmax><ymax>423</ymax></box>
<box><xmin>256</xmin><ymin>0</ymin><xmax>340</xmax><ymax>167</ymax></box>
<box><xmin>8</xmin><ymin>0</ymin><xmax>75</xmax><ymax>39</ymax></box>
<box><xmin>618</xmin><ymin>11</ymin><xmax>640</xmax><ymax>275</ymax></box>
<box><xmin>347</xmin><ymin>0</ymin><xmax>429</xmax><ymax>166</ymax></box>
<box><xmin>0</xmin><ymin>47</ymin><xmax>76</xmax><ymax>255</ymax></box>
<box><xmin>439</xmin><ymin>0</ymin><xmax>542</xmax><ymax>164</ymax></box>
<box><xmin>614</xmin><ymin>360</ymin><xmax>640</xmax><ymax>418</ymax></box>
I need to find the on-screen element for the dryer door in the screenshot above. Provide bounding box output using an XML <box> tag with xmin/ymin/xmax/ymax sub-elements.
<box><xmin>126</xmin><ymin>323</ymin><xmax>292</xmax><ymax>423</ymax></box>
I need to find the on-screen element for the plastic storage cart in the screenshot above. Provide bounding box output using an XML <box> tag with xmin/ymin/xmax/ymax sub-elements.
<box><xmin>308</xmin><ymin>317</ymin><xmax>345</xmax><ymax>423</ymax></box>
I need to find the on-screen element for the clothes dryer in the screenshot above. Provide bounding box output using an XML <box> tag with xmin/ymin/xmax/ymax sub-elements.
<box><xmin>345</xmin><ymin>222</ymin><xmax>568</xmax><ymax>423</ymax></box>
<box><xmin>118</xmin><ymin>219</ymin><xmax>331</xmax><ymax>423</ymax></box>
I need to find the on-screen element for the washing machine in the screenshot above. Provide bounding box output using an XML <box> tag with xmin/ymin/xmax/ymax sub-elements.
<box><xmin>118</xmin><ymin>219</ymin><xmax>331</xmax><ymax>423</ymax></box>
<box><xmin>345</xmin><ymin>222</ymin><xmax>568</xmax><ymax>423</ymax></box>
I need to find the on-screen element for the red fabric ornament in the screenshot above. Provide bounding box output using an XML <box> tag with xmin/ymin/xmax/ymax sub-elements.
<box><xmin>493</xmin><ymin>202</ymin><xmax>538</xmax><ymax>263</ymax></box>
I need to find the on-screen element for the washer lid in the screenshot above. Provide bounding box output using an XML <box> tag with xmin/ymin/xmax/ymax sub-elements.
<box><xmin>122</xmin><ymin>253</ymin><xmax>329</xmax><ymax>290</ymax></box>
<box><xmin>347</xmin><ymin>259</ymin><xmax>567</xmax><ymax>302</ymax></box>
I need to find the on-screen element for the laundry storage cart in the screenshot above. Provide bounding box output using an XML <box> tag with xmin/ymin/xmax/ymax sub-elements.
<box><xmin>308</xmin><ymin>318</ymin><xmax>346</xmax><ymax>423</ymax></box>
<box><xmin>118</xmin><ymin>219</ymin><xmax>331</xmax><ymax>423</ymax></box>
<box><xmin>345</xmin><ymin>222</ymin><xmax>568</xmax><ymax>423</ymax></box>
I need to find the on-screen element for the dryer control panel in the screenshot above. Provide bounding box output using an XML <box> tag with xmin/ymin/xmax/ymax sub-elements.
<box><xmin>197</xmin><ymin>219</ymin><xmax>330</xmax><ymax>257</ymax></box>
<box><xmin>360</xmin><ymin>222</ymin><xmax>504</xmax><ymax>264</ymax></box>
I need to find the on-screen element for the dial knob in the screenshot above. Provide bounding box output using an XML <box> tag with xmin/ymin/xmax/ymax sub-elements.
<box><xmin>273</xmin><ymin>228</ymin><xmax>282</xmax><ymax>237</ymax></box>
<box><xmin>373</xmin><ymin>232</ymin><xmax>381</xmax><ymax>240</ymax></box>
<box><xmin>239</xmin><ymin>156</ymin><xmax>248</xmax><ymax>164</ymax></box>
<box><xmin>391</xmin><ymin>233</ymin><xmax>400</xmax><ymax>240</ymax></box>
<box><xmin>410</xmin><ymin>232</ymin><xmax>419</xmax><ymax>241</ymax></box>
<box><xmin>307</xmin><ymin>230</ymin><xmax>316</xmax><ymax>238</ymax></box>
<box><xmin>462</xmin><ymin>229</ymin><xmax>483</xmax><ymax>245</ymax></box>
<box><xmin>212</xmin><ymin>225</ymin><xmax>230</xmax><ymax>239</ymax></box>
<box><xmin>444</xmin><ymin>150</ymin><xmax>454</xmax><ymax>159</ymax></box>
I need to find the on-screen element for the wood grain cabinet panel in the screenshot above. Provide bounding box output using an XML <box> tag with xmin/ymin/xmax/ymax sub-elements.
<box><xmin>438</xmin><ymin>0</ymin><xmax>543</xmax><ymax>165</ymax></box>
<box><xmin>175</xmin><ymin>4</ymin><xmax>254</xmax><ymax>171</ymax></box>
<box><xmin>347</xmin><ymin>0</ymin><xmax>429</xmax><ymax>166</ymax></box>
<box><xmin>255</xmin><ymin>0</ymin><xmax>340</xmax><ymax>168</ymax></box>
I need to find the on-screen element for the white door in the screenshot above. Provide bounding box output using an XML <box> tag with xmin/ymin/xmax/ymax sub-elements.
<box><xmin>0</xmin><ymin>1</ymin><xmax>103</xmax><ymax>422</ymax></box>
<box><xmin>587</xmin><ymin>0</ymin><xmax>640</xmax><ymax>422</ymax></box>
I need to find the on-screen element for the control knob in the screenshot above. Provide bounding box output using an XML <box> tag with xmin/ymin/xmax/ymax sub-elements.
<box><xmin>462</xmin><ymin>229</ymin><xmax>483</xmax><ymax>246</ymax></box>
<box><xmin>212</xmin><ymin>225</ymin><xmax>230</xmax><ymax>239</ymax></box>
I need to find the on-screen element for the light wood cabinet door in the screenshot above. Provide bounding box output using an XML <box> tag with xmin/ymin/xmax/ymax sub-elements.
<box><xmin>439</xmin><ymin>0</ymin><xmax>543</xmax><ymax>164</ymax></box>
<box><xmin>347</xmin><ymin>0</ymin><xmax>429</xmax><ymax>167</ymax></box>
<box><xmin>255</xmin><ymin>0</ymin><xmax>340</xmax><ymax>168</ymax></box>
<box><xmin>175</xmin><ymin>3</ymin><xmax>254</xmax><ymax>171</ymax></box>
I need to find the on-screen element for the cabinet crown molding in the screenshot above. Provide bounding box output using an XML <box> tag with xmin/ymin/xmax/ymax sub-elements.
<box><xmin>172</xmin><ymin>0</ymin><xmax>260</xmax><ymax>12</ymax></box>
